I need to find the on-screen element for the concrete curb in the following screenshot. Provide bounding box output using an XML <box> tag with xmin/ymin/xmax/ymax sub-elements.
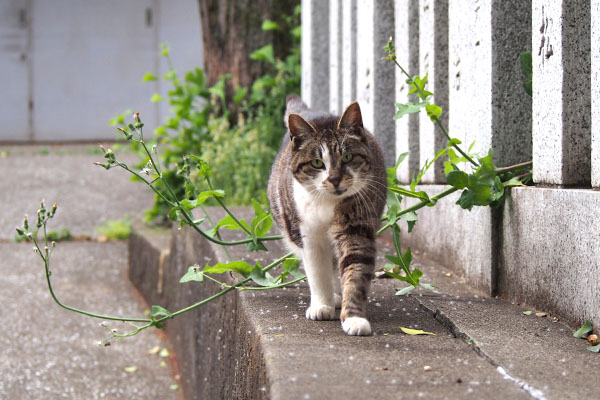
<box><xmin>128</xmin><ymin>208</ymin><xmax>600</xmax><ymax>400</ymax></box>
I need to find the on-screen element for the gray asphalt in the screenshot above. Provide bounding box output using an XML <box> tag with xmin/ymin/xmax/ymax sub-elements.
<box><xmin>0</xmin><ymin>144</ymin><xmax>180</xmax><ymax>400</ymax></box>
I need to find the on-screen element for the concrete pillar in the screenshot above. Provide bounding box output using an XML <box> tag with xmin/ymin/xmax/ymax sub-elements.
<box><xmin>449</xmin><ymin>1</ymin><xmax>532</xmax><ymax>169</ymax></box>
<box><xmin>394</xmin><ymin>0</ymin><xmax>420</xmax><ymax>183</ymax></box>
<box><xmin>329</xmin><ymin>0</ymin><xmax>342</xmax><ymax>115</ymax></box>
<box><xmin>419</xmin><ymin>0</ymin><xmax>448</xmax><ymax>183</ymax></box>
<box><xmin>592</xmin><ymin>0</ymin><xmax>600</xmax><ymax>188</ymax></box>
<box><xmin>356</xmin><ymin>0</ymin><xmax>395</xmax><ymax>166</ymax></box>
<box><xmin>341</xmin><ymin>0</ymin><xmax>357</xmax><ymax>108</ymax></box>
<box><xmin>532</xmin><ymin>0</ymin><xmax>591</xmax><ymax>185</ymax></box>
<box><xmin>301</xmin><ymin>0</ymin><xmax>329</xmax><ymax>112</ymax></box>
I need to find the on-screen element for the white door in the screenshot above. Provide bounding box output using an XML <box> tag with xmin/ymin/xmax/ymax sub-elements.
<box><xmin>0</xmin><ymin>0</ymin><xmax>31</xmax><ymax>141</ymax></box>
<box><xmin>32</xmin><ymin>0</ymin><xmax>158</xmax><ymax>141</ymax></box>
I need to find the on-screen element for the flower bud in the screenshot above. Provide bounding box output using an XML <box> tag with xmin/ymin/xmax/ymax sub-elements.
<box><xmin>133</xmin><ymin>111</ymin><xmax>140</xmax><ymax>122</ymax></box>
<box><xmin>50</xmin><ymin>203</ymin><xmax>57</xmax><ymax>217</ymax></box>
<box><xmin>23</xmin><ymin>215</ymin><xmax>29</xmax><ymax>230</ymax></box>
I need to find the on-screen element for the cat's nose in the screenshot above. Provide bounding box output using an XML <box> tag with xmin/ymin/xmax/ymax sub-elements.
<box><xmin>328</xmin><ymin>175</ymin><xmax>341</xmax><ymax>187</ymax></box>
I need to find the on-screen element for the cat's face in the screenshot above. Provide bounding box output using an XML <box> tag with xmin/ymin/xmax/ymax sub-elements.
<box><xmin>288</xmin><ymin>103</ymin><xmax>372</xmax><ymax>199</ymax></box>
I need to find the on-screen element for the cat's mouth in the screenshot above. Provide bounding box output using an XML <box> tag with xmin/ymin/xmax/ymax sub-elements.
<box><xmin>333</xmin><ymin>188</ymin><xmax>347</xmax><ymax>196</ymax></box>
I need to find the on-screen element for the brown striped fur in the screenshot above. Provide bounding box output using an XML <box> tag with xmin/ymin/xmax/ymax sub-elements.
<box><xmin>267</xmin><ymin>95</ymin><xmax>386</xmax><ymax>335</ymax></box>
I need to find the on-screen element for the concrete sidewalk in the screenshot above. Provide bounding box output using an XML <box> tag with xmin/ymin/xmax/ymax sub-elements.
<box><xmin>0</xmin><ymin>145</ymin><xmax>180</xmax><ymax>399</ymax></box>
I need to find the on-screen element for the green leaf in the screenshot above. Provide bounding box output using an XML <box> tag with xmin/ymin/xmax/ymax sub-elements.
<box><xmin>282</xmin><ymin>257</ymin><xmax>304</xmax><ymax>279</ymax></box>
<box><xmin>143</xmin><ymin>72</ymin><xmax>158</xmax><ymax>82</ymax></box>
<box><xmin>385</xmin><ymin>254</ymin><xmax>403</xmax><ymax>265</ymax></box>
<box><xmin>233</xmin><ymin>87</ymin><xmax>248</xmax><ymax>104</ymax></box>
<box><xmin>261</xmin><ymin>19</ymin><xmax>279</xmax><ymax>31</ymax></box>
<box><xmin>247</xmin><ymin>240</ymin><xmax>269</xmax><ymax>252</ymax></box>
<box><xmin>291</xmin><ymin>25</ymin><xmax>302</xmax><ymax>39</ymax></box>
<box><xmin>208</xmin><ymin>215</ymin><xmax>250</xmax><ymax>237</ymax></box>
<box><xmin>522</xmin><ymin>310</ymin><xmax>533</xmax><ymax>316</ymax></box>
<box><xmin>401</xmin><ymin>211</ymin><xmax>418</xmax><ymax>233</ymax></box>
<box><xmin>588</xmin><ymin>344</ymin><xmax>600</xmax><ymax>353</ymax></box>
<box><xmin>151</xmin><ymin>305</ymin><xmax>172</xmax><ymax>319</ymax></box>
<box><xmin>447</xmin><ymin>138</ymin><xmax>462</xmax><ymax>147</ymax></box>
<box><xmin>204</xmin><ymin>261</ymin><xmax>253</xmax><ymax>277</ymax></box>
<box><xmin>420</xmin><ymin>283</ymin><xmax>436</xmax><ymax>291</ymax></box>
<box><xmin>181</xmin><ymin>190</ymin><xmax>225</xmax><ymax>211</ymax></box>
<box><xmin>250</xmin><ymin>44</ymin><xmax>275</xmax><ymax>64</ymax></box>
<box><xmin>150</xmin><ymin>93</ymin><xmax>163</xmax><ymax>102</ymax></box>
<box><xmin>446</xmin><ymin>170</ymin><xmax>469</xmax><ymax>189</ymax></box>
<box><xmin>573</xmin><ymin>319</ymin><xmax>594</xmax><ymax>339</ymax></box>
<box><xmin>250</xmin><ymin>263</ymin><xmax>278</xmax><ymax>286</ymax></box>
<box><xmin>407</xmin><ymin>75</ymin><xmax>433</xmax><ymax>99</ymax></box>
<box><xmin>387</xmin><ymin>151</ymin><xmax>410</xmax><ymax>185</ymax></box>
<box><xmin>395</xmin><ymin>286</ymin><xmax>415</xmax><ymax>296</ymax></box>
<box><xmin>425</xmin><ymin>104</ymin><xmax>442</xmax><ymax>122</ymax></box>
<box><xmin>160</xmin><ymin>43</ymin><xmax>169</xmax><ymax>56</ymax></box>
<box><xmin>520</xmin><ymin>52</ymin><xmax>533</xmax><ymax>96</ymax></box>
<box><xmin>389</xmin><ymin>185</ymin><xmax>430</xmax><ymax>202</ymax></box>
<box><xmin>179</xmin><ymin>265</ymin><xmax>204</xmax><ymax>283</ymax></box>
<box><xmin>394</xmin><ymin>101</ymin><xmax>429</xmax><ymax>120</ymax></box>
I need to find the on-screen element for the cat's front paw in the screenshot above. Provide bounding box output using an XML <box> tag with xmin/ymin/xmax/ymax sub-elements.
<box><xmin>306</xmin><ymin>304</ymin><xmax>335</xmax><ymax>320</ymax></box>
<box><xmin>342</xmin><ymin>317</ymin><xmax>371</xmax><ymax>336</ymax></box>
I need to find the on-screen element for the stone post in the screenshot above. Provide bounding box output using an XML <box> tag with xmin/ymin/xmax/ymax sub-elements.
<box><xmin>394</xmin><ymin>0</ymin><xmax>420</xmax><ymax>183</ymax></box>
<box><xmin>356</xmin><ymin>0</ymin><xmax>396</xmax><ymax>166</ymax></box>
<box><xmin>532</xmin><ymin>0</ymin><xmax>591</xmax><ymax>185</ymax></box>
<box><xmin>301</xmin><ymin>0</ymin><xmax>329</xmax><ymax>112</ymax></box>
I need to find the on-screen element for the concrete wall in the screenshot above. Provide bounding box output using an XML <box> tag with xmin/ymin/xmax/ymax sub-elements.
<box><xmin>0</xmin><ymin>0</ymin><xmax>203</xmax><ymax>142</ymax></box>
<box><xmin>302</xmin><ymin>0</ymin><xmax>599</xmax><ymax>328</ymax></box>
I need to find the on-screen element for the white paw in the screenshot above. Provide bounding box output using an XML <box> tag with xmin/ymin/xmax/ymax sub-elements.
<box><xmin>334</xmin><ymin>293</ymin><xmax>342</xmax><ymax>309</ymax></box>
<box><xmin>342</xmin><ymin>317</ymin><xmax>371</xmax><ymax>336</ymax></box>
<box><xmin>306</xmin><ymin>304</ymin><xmax>335</xmax><ymax>320</ymax></box>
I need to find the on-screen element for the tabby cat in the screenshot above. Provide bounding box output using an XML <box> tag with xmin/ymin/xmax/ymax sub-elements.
<box><xmin>267</xmin><ymin>95</ymin><xmax>387</xmax><ymax>336</ymax></box>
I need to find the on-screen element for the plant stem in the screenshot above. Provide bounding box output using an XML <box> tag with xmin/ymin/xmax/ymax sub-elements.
<box><xmin>157</xmin><ymin>252</ymin><xmax>294</xmax><ymax>321</ymax></box>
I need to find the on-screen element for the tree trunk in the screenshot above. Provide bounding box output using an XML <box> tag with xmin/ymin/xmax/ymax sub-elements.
<box><xmin>198</xmin><ymin>0</ymin><xmax>298</xmax><ymax>89</ymax></box>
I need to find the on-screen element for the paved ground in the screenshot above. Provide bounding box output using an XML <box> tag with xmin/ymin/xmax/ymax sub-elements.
<box><xmin>0</xmin><ymin>144</ymin><xmax>180</xmax><ymax>399</ymax></box>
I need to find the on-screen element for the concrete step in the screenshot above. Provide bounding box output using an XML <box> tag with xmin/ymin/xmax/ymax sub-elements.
<box><xmin>129</xmin><ymin>208</ymin><xmax>600</xmax><ymax>400</ymax></box>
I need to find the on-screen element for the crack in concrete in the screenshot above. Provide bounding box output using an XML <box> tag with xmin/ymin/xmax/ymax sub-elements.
<box><xmin>417</xmin><ymin>300</ymin><xmax>547</xmax><ymax>400</ymax></box>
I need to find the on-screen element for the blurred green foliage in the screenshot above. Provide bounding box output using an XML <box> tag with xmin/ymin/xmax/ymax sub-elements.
<box><xmin>111</xmin><ymin>6</ymin><xmax>301</xmax><ymax>222</ymax></box>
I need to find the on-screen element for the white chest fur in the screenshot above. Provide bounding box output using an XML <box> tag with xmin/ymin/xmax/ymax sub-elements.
<box><xmin>292</xmin><ymin>180</ymin><xmax>337</xmax><ymax>236</ymax></box>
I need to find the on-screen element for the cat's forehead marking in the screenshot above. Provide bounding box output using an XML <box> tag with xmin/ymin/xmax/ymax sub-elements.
<box><xmin>321</xmin><ymin>144</ymin><xmax>331</xmax><ymax>170</ymax></box>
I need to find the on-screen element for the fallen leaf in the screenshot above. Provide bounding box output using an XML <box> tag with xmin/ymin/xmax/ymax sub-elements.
<box><xmin>445</xmin><ymin>272</ymin><xmax>452</xmax><ymax>277</ymax></box>
<box><xmin>159</xmin><ymin>348</ymin><xmax>169</xmax><ymax>358</ymax></box>
<box><xmin>274</xmin><ymin>334</ymin><xmax>284</xmax><ymax>337</ymax></box>
<box><xmin>424</xmin><ymin>365</ymin><xmax>433</xmax><ymax>371</ymax></box>
<box><xmin>535</xmin><ymin>312</ymin><xmax>547</xmax><ymax>317</ymax></box>
<box><xmin>400</xmin><ymin>327</ymin><xmax>436</xmax><ymax>336</ymax></box>
<box><xmin>522</xmin><ymin>310</ymin><xmax>532</xmax><ymax>316</ymax></box>
<box><xmin>147</xmin><ymin>345</ymin><xmax>161</xmax><ymax>355</ymax></box>
<box><xmin>375</xmin><ymin>366</ymin><xmax>389</xmax><ymax>371</ymax></box>
<box><xmin>169</xmin><ymin>384</ymin><xmax>179</xmax><ymax>390</ymax></box>
<box><xmin>124</xmin><ymin>366</ymin><xmax>138</xmax><ymax>373</ymax></box>
<box><xmin>574</xmin><ymin>319</ymin><xmax>594</xmax><ymax>339</ymax></box>
<box><xmin>587</xmin><ymin>344</ymin><xmax>600</xmax><ymax>353</ymax></box>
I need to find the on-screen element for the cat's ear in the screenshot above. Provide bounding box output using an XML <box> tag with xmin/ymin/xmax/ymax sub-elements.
<box><xmin>288</xmin><ymin>113</ymin><xmax>317</xmax><ymax>138</ymax></box>
<box><xmin>337</xmin><ymin>102</ymin><xmax>363</xmax><ymax>131</ymax></box>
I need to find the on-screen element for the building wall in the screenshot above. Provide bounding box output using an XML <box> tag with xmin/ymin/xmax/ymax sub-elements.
<box><xmin>0</xmin><ymin>0</ymin><xmax>203</xmax><ymax>142</ymax></box>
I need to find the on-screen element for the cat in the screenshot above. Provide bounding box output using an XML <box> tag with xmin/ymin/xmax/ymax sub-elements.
<box><xmin>267</xmin><ymin>95</ymin><xmax>387</xmax><ymax>336</ymax></box>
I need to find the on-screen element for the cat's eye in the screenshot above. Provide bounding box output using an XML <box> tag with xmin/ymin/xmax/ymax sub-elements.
<box><xmin>341</xmin><ymin>153</ymin><xmax>353</xmax><ymax>163</ymax></box>
<box><xmin>311</xmin><ymin>159</ymin><xmax>324</xmax><ymax>169</ymax></box>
